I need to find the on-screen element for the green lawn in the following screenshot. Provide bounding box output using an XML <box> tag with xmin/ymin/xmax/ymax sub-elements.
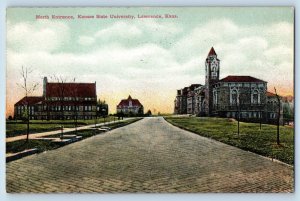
<box><xmin>165</xmin><ymin>117</ymin><xmax>294</xmax><ymax>165</ymax></box>
<box><xmin>6</xmin><ymin>139</ymin><xmax>61</xmax><ymax>154</ymax></box>
<box><xmin>6</xmin><ymin>116</ymin><xmax>117</xmax><ymax>137</ymax></box>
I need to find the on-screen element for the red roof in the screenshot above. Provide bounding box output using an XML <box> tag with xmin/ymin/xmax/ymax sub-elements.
<box><xmin>267</xmin><ymin>91</ymin><xmax>284</xmax><ymax>98</ymax></box>
<box><xmin>117</xmin><ymin>95</ymin><xmax>143</xmax><ymax>107</ymax></box>
<box><xmin>219</xmin><ymin>76</ymin><xmax>266</xmax><ymax>83</ymax></box>
<box><xmin>15</xmin><ymin>96</ymin><xmax>44</xmax><ymax>106</ymax></box>
<box><xmin>208</xmin><ymin>47</ymin><xmax>217</xmax><ymax>57</ymax></box>
<box><xmin>46</xmin><ymin>82</ymin><xmax>96</xmax><ymax>97</ymax></box>
<box><xmin>266</xmin><ymin>92</ymin><xmax>277</xmax><ymax>97</ymax></box>
<box><xmin>45</xmin><ymin>101</ymin><xmax>96</xmax><ymax>106</ymax></box>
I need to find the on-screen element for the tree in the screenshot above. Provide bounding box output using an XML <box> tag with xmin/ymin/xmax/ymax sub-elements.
<box><xmin>17</xmin><ymin>66</ymin><xmax>39</xmax><ymax>142</ymax></box>
<box><xmin>146</xmin><ymin>109</ymin><xmax>152</xmax><ymax>116</ymax></box>
<box><xmin>97</xmin><ymin>99</ymin><xmax>108</xmax><ymax>119</ymax></box>
<box><xmin>138</xmin><ymin>107</ymin><xmax>144</xmax><ymax>116</ymax></box>
<box><xmin>51</xmin><ymin>75</ymin><xmax>68</xmax><ymax>120</ymax></box>
<box><xmin>68</xmin><ymin>78</ymin><xmax>78</xmax><ymax>133</ymax></box>
<box><xmin>49</xmin><ymin>76</ymin><xmax>75</xmax><ymax>137</ymax></box>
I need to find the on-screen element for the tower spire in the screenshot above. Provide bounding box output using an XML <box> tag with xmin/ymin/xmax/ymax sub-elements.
<box><xmin>208</xmin><ymin>47</ymin><xmax>217</xmax><ymax>57</ymax></box>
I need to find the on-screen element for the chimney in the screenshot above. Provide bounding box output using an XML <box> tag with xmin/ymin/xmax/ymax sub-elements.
<box><xmin>43</xmin><ymin>77</ymin><xmax>48</xmax><ymax>97</ymax></box>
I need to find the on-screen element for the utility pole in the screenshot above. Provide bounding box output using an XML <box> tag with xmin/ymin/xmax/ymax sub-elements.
<box><xmin>274</xmin><ymin>87</ymin><xmax>280</xmax><ymax>145</ymax></box>
<box><xmin>235</xmin><ymin>92</ymin><xmax>240</xmax><ymax>137</ymax></box>
<box><xmin>260</xmin><ymin>109</ymin><xmax>262</xmax><ymax>130</ymax></box>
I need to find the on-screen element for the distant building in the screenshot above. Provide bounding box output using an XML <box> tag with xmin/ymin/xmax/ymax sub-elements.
<box><xmin>14</xmin><ymin>77</ymin><xmax>104</xmax><ymax>120</ymax></box>
<box><xmin>117</xmin><ymin>95</ymin><xmax>144</xmax><ymax>116</ymax></box>
<box><xmin>174</xmin><ymin>47</ymin><xmax>284</xmax><ymax>124</ymax></box>
<box><xmin>14</xmin><ymin>96</ymin><xmax>44</xmax><ymax>120</ymax></box>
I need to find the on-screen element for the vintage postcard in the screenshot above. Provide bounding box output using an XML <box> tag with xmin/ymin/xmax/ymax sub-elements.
<box><xmin>6</xmin><ymin>7</ymin><xmax>294</xmax><ymax>193</ymax></box>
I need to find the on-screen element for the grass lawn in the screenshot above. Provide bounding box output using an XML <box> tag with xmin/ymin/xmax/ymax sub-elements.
<box><xmin>165</xmin><ymin>117</ymin><xmax>294</xmax><ymax>165</ymax></box>
<box><xmin>6</xmin><ymin>140</ymin><xmax>61</xmax><ymax>154</ymax></box>
<box><xmin>6</xmin><ymin>116</ymin><xmax>117</xmax><ymax>137</ymax></box>
<box><xmin>6</xmin><ymin>118</ymin><xmax>143</xmax><ymax>154</ymax></box>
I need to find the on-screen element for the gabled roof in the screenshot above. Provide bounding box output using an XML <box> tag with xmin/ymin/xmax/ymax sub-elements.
<box><xmin>219</xmin><ymin>76</ymin><xmax>266</xmax><ymax>83</ymax></box>
<box><xmin>117</xmin><ymin>95</ymin><xmax>143</xmax><ymax>107</ymax></box>
<box><xmin>189</xmin><ymin>84</ymin><xmax>202</xmax><ymax>88</ymax></box>
<box><xmin>46</xmin><ymin>82</ymin><xmax>96</xmax><ymax>97</ymax></box>
<box><xmin>208</xmin><ymin>47</ymin><xmax>217</xmax><ymax>57</ymax></box>
<box><xmin>15</xmin><ymin>96</ymin><xmax>44</xmax><ymax>106</ymax></box>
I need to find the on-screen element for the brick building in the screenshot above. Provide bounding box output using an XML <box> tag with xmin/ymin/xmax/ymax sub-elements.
<box><xmin>174</xmin><ymin>47</ymin><xmax>283</xmax><ymax>123</ymax></box>
<box><xmin>14</xmin><ymin>77</ymin><xmax>102</xmax><ymax>120</ymax></box>
<box><xmin>117</xmin><ymin>95</ymin><xmax>144</xmax><ymax>116</ymax></box>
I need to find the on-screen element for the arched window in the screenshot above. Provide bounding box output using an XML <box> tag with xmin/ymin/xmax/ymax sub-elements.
<box><xmin>230</xmin><ymin>89</ymin><xmax>238</xmax><ymax>105</ymax></box>
<box><xmin>213</xmin><ymin>89</ymin><xmax>218</xmax><ymax>105</ymax></box>
<box><xmin>252</xmin><ymin>90</ymin><xmax>260</xmax><ymax>104</ymax></box>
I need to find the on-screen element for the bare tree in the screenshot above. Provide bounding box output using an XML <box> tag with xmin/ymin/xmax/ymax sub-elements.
<box><xmin>17</xmin><ymin>66</ymin><xmax>39</xmax><ymax>142</ymax></box>
<box><xmin>49</xmin><ymin>75</ymin><xmax>73</xmax><ymax>138</ymax></box>
<box><xmin>53</xmin><ymin>75</ymin><xmax>68</xmax><ymax>120</ymax></box>
<box><xmin>68</xmin><ymin>78</ymin><xmax>78</xmax><ymax>133</ymax></box>
<box><xmin>274</xmin><ymin>87</ymin><xmax>281</xmax><ymax>145</ymax></box>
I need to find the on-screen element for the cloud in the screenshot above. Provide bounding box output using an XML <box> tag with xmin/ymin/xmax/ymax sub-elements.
<box><xmin>7</xmin><ymin>43</ymin><xmax>195</xmax><ymax>114</ymax></box>
<box><xmin>78</xmin><ymin>36</ymin><xmax>95</xmax><ymax>46</ymax></box>
<box><xmin>77</xmin><ymin>19</ymin><xmax>182</xmax><ymax>48</ymax></box>
<box><xmin>170</xmin><ymin>19</ymin><xmax>293</xmax><ymax>90</ymax></box>
<box><xmin>264</xmin><ymin>45</ymin><xmax>293</xmax><ymax>64</ymax></box>
<box><xmin>7</xmin><ymin>21</ymin><xmax>70</xmax><ymax>52</ymax></box>
<box><xmin>95</xmin><ymin>21</ymin><xmax>142</xmax><ymax>39</ymax></box>
<box><xmin>6</xmin><ymin>17</ymin><xmax>294</xmax><ymax>116</ymax></box>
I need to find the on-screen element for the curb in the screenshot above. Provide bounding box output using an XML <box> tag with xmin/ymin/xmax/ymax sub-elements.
<box><xmin>6</xmin><ymin>148</ymin><xmax>39</xmax><ymax>163</ymax></box>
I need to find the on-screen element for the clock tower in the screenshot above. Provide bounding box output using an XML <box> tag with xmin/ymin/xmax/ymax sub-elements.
<box><xmin>204</xmin><ymin>47</ymin><xmax>220</xmax><ymax>116</ymax></box>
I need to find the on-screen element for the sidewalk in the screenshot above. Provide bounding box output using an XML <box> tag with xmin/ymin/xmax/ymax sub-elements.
<box><xmin>6</xmin><ymin>118</ymin><xmax>132</xmax><ymax>143</ymax></box>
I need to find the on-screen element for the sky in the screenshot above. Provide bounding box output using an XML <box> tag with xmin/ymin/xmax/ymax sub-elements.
<box><xmin>6</xmin><ymin>7</ymin><xmax>294</xmax><ymax>116</ymax></box>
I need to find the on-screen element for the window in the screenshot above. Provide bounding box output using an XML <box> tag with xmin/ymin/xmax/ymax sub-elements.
<box><xmin>252</xmin><ymin>90</ymin><xmax>260</xmax><ymax>104</ymax></box>
<box><xmin>213</xmin><ymin>89</ymin><xmax>218</xmax><ymax>105</ymax></box>
<box><xmin>230</xmin><ymin>89</ymin><xmax>238</xmax><ymax>105</ymax></box>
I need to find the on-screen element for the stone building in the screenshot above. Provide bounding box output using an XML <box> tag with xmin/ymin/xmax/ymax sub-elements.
<box><xmin>174</xmin><ymin>87</ymin><xmax>188</xmax><ymax>114</ymax></box>
<box><xmin>117</xmin><ymin>95</ymin><xmax>144</xmax><ymax>116</ymax></box>
<box><xmin>14</xmin><ymin>77</ymin><xmax>102</xmax><ymax>120</ymax></box>
<box><xmin>187</xmin><ymin>84</ymin><xmax>201</xmax><ymax>114</ymax></box>
<box><xmin>174</xmin><ymin>47</ymin><xmax>283</xmax><ymax>123</ymax></box>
